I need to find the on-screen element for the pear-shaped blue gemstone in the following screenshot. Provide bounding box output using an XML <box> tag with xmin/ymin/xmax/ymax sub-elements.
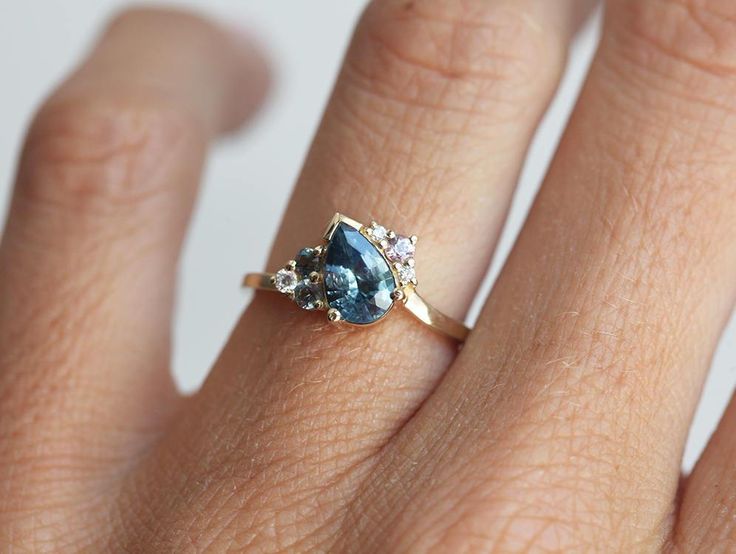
<box><xmin>324</xmin><ymin>223</ymin><xmax>396</xmax><ymax>324</ymax></box>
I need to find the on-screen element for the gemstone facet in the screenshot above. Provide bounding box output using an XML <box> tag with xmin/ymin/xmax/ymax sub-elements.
<box><xmin>397</xmin><ymin>263</ymin><xmax>416</xmax><ymax>285</ymax></box>
<box><xmin>370</xmin><ymin>224</ymin><xmax>388</xmax><ymax>242</ymax></box>
<box><xmin>295</xmin><ymin>247</ymin><xmax>321</xmax><ymax>276</ymax></box>
<box><xmin>293</xmin><ymin>280</ymin><xmax>324</xmax><ymax>310</ymax></box>
<box><xmin>385</xmin><ymin>235</ymin><xmax>415</xmax><ymax>263</ymax></box>
<box><xmin>324</xmin><ymin>223</ymin><xmax>396</xmax><ymax>324</ymax></box>
<box><xmin>273</xmin><ymin>269</ymin><xmax>298</xmax><ymax>293</ymax></box>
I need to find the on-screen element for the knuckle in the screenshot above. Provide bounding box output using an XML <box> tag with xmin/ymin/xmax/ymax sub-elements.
<box><xmin>106</xmin><ymin>5</ymin><xmax>218</xmax><ymax>36</ymax></box>
<box><xmin>345</xmin><ymin>0</ymin><xmax>563</xmax><ymax>117</ymax></box>
<box><xmin>411</xmin><ymin>440</ymin><xmax>664</xmax><ymax>551</ymax></box>
<box><xmin>614</xmin><ymin>0</ymin><xmax>736</xmax><ymax>79</ymax></box>
<box><xmin>0</xmin><ymin>470</ymin><xmax>100</xmax><ymax>551</ymax></box>
<box><xmin>20</xmin><ymin>92</ymin><xmax>204</xmax><ymax>215</ymax></box>
<box><xmin>429</xmin><ymin>507</ymin><xmax>581</xmax><ymax>553</ymax></box>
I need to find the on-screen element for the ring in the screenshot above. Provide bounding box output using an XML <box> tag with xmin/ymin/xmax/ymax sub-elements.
<box><xmin>243</xmin><ymin>213</ymin><xmax>470</xmax><ymax>342</ymax></box>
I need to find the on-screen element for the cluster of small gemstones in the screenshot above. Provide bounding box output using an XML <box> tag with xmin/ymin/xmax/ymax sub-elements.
<box><xmin>364</xmin><ymin>221</ymin><xmax>418</xmax><ymax>286</ymax></box>
<box><xmin>272</xmin><ymin>247</ymin><xmax>326</xmax><ymax>310</ymax></box>
<box><xmin>271</xmin><ymin>217</ymin><xmax>418</xmax><ymax>323</ymax></box>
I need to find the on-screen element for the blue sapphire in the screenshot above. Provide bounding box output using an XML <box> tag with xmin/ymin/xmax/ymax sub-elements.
<box><xmin>324</xmin><ymin>223</ymin><xmax>396</xmax><ymax>324</ymax></box>
<box><xmin>295</xmin><ymin>247</ymin><xmax>320</xmax><ymax>276</ymax></box>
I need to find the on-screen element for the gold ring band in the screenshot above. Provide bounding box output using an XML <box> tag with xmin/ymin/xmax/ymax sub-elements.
<box><xmin>242</xmin><ymin>213</ymin><xmax>471</xmax><ymax>343</ymax></box>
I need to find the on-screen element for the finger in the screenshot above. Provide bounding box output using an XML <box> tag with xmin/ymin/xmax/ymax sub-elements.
<box><xmin>675</xmin><ymin>394</ymin><xmax>736</xmax><ymax>551</ymax></box>
<box><xmin>132</xmin><ymin>0</ymin><xmax>595</xmax><ymax>548</ymax></box>
<box><xmin>334</xmin><ymin>0</ymin><xmax>736</xmax><ymax>550</ymax></box>
<box><xmin>0</xmin><ymin>8</ymin><xmax>268</xmax><ymax>487</ymax></box>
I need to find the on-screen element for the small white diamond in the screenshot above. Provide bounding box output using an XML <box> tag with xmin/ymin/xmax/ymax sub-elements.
<box><xmin>274</xmin><ymin>269</ymin><xmax>298</xmax><ymax>293</ymax></box>
<box><xmin>371</xmin><ymin>224</ymin><xmax>388</xmax><ymax>242</ymax></box>
<box><xmin>397</xmin><ymin>263</ymin><xmax>416</xmax><ymax>285</ymax></box>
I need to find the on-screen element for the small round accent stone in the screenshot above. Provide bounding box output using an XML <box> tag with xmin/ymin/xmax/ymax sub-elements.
<box><xmin>371</xmin><ymin>224</ymin><xmax>388</xmax><ymax>242</ymax></box>
<box><xmin>293</xmin><ymin>280</ymin><xmax>324</xmax><ymax>310</ymax></box>
<box><xmin>386</xmin><ymin>235</ymin><xmax>415</xmax><ymax>262</ymax></box>
<box><xmin>273</xmin><ymin>269</ymin><xmax>298</xmax><ymax>293</ymax></box>
<box><xmin>397</xmin><ymin>264</ymin><xmax>416</xmax><ymax>285</ymax></box>
<box><xmin>295</xmin><ymin>247</ymin><xmax>321</xmax><ymax>276</ymax></box>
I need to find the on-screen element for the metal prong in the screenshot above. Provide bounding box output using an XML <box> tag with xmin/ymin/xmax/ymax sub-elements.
<box><xmin>410</xmin><ymin>235</ymin><xmax>418</xmax><ymax>244</ymax></box>
<box><xmin>286</xmin><ymin>260</ymin><xmax>297</xmax><ymax>270</ymax></box>
<box><xmin>380</xmin><ymin>239</ymin><xmax>389</xmax><ymax>249</ymax></box>
<box><xmin>411</xmin><ymin>278</ymin><xmax>418</xmax><ymax>286</ymax></box>
<box><xmin>314</xmin><ymin>299</ymin><xmax>325</xmax><ymax>310</ymax></box>
<box><xmin>309</xmin><ymin>271</ymin><xmax>321</xmax><ymax>284</ymax></box>
<box><xmin>327</xmin><ymin>308</ymin><xmax>342</xmax><ymax>322</ymax></box>
<box><xmin>407</xmin><ymin>258</ymin><xmax>415</xmax><ymax>267</ymax></box>
<box><xmin>314</xmin><ymin>245</ymin><xmax>324</xmax><ymax>255</ymax></box>
<box><xmin>269</xmin><ymin>275</ymin><xmax>276</xmax><ymax>285</ymax></box>
<box><xmin>387</xmin><ymin>230</ymin><xmax>396</xmax><ymax>239</ymax></box>
<box><xmin>391</xmin><ymin>289</ymin><xmax>405</xmax><ymax>301</ymax></box>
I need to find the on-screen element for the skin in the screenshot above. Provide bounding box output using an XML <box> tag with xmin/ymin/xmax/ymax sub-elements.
<box><xmin>1</xmin><ymin>0</ymin><xmax>736</xmax><ymax>551</ymax></box>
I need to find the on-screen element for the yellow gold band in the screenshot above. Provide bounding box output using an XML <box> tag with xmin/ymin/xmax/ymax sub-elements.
<box><xmin>243</xmin><ymin>272</ymin><xmax>470</xmax><ymax>343</ymax></box>
<box><xmin>242</xmin><ymin>213</ymin><xmax>471</xmax><ymax>343</ymax></box>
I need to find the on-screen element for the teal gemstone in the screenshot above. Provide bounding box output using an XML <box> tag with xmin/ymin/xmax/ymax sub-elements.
<box><xmin>324</xmin><ymin>223</ymin><xmax>396</xmax><ymax>324</ymax></box>
<box><xmin>295</xmin><ymin>247</ymin><xmax>320</xmax><ymax>277</ymax></box>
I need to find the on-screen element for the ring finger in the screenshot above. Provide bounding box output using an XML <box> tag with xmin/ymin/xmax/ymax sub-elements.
<box><xmin>135</xmin><ymin>0</ymin><xmax>596</xmax><ymax>548</ymax></box>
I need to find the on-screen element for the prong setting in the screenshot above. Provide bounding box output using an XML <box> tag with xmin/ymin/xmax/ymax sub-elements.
<box><xmin>273</xmin><ymin>268</ymin><xmax>299</xmax><ymax>294</ymax></box>
<box><xmin>245</xmin><ymin>213</ymin><xmax>470</xmax><ymax>342</ymax></box>
<box><xmin>273</xmin><ymin>214</ymin><xmax>419</xmax><ymax>323</ymax></box>
<box><xmin>363</xmin><ymin>219</ymin><xmax>420</xmax><ymax>290</ymax></box>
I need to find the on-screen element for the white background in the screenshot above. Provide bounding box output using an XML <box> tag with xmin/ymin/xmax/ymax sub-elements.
<box><xmin>1</xmin><ymin>1</ymin><xmax>733</xmax><ymax>472</ymax></box>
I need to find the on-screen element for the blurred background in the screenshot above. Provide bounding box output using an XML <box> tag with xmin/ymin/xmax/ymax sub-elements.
<box><xmin>0</xmin><ymin>1</ymin><xmax>733</xmax><ymax>472</ymax></box>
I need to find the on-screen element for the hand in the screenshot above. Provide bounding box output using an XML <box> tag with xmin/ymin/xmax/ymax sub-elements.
<box><xmin>2</xmin><ymin>2</ymin><xmax>735</xmax><ymax>552</ymax></box>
